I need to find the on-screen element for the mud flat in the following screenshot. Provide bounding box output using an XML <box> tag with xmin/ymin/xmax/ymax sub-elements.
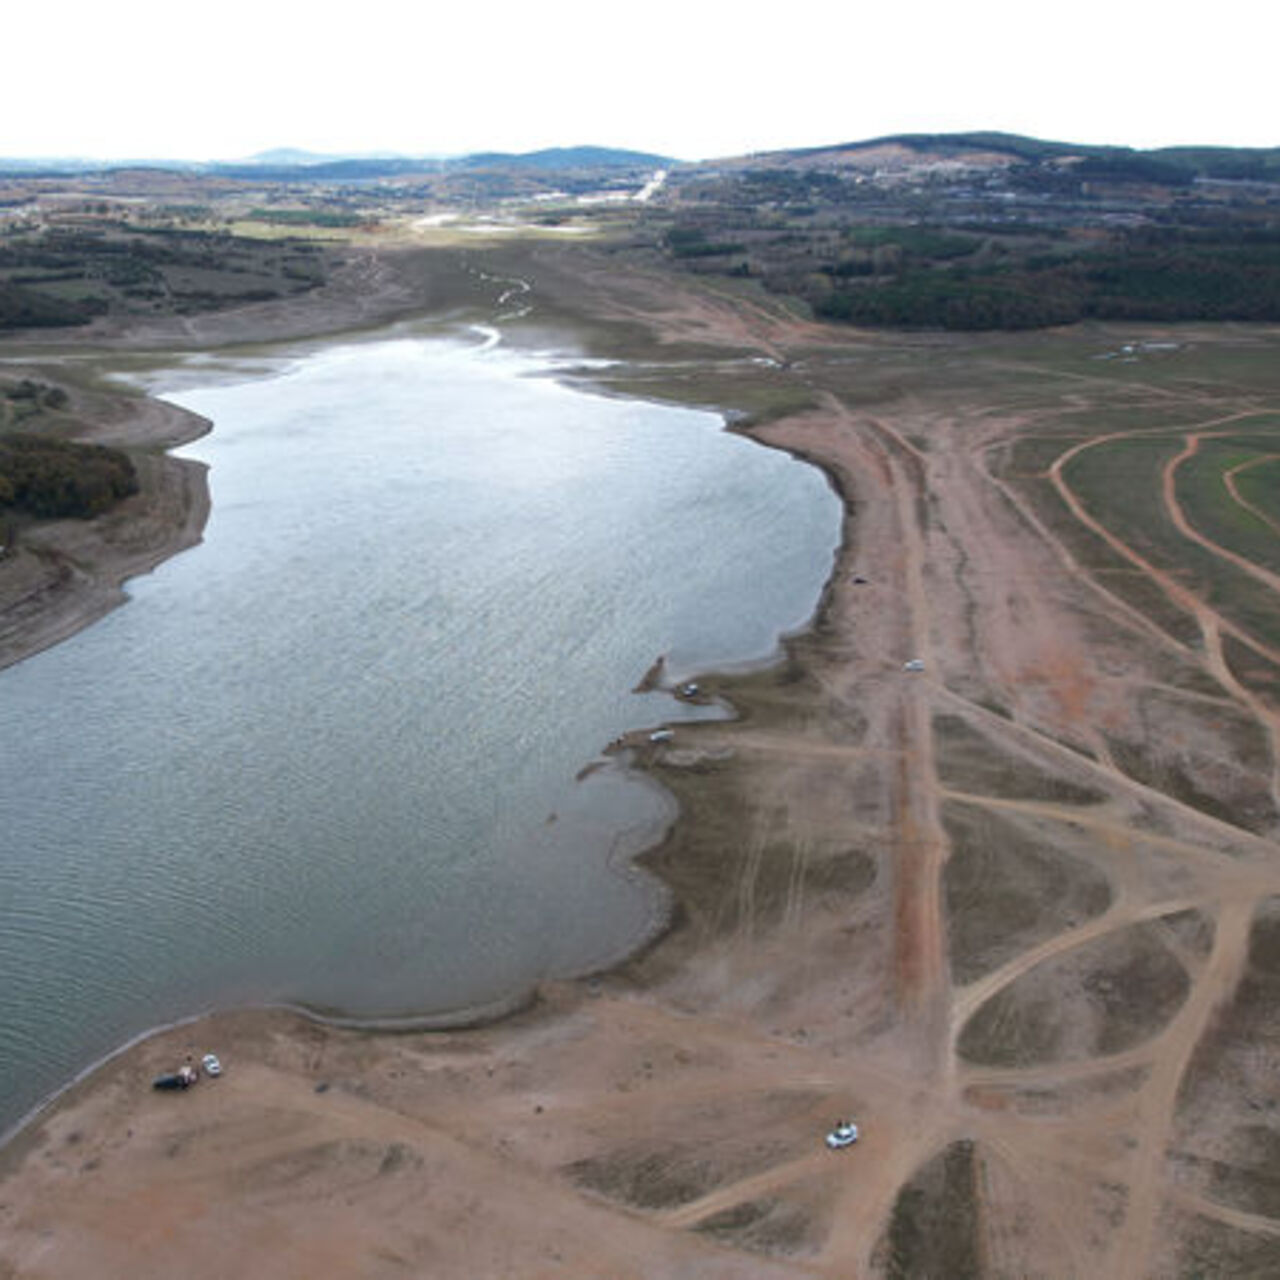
<box><xmin>5</xmin><ymin>245</ymin><xmax>1280</xmax><ymax>1278</ymax></box>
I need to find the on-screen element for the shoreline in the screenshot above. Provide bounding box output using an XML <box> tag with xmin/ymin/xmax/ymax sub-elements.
<box><xmin>0</xmin><ymin>386</ymin><xmax>214</xmax><ymax>673</ymax></box>
<box><xmin>0</xmin><ymin>258</ymin><xmax>844</xmax><ymax>1156</ymax></box>
<box><xmin>0</xmin><ymin>754</ymin><xmax>687</xmax><ymax>1152</ymax></box>
<box><xmin>0</xmin><ymin>244</ymin><xmax>482</xmax><ymax>674</ymax></box>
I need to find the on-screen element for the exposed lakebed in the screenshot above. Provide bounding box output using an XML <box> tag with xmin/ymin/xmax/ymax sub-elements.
<box><xmin>0</xmin><ymin>330</ymin><xmax>839</xmax><ymax>1135</ymax></box>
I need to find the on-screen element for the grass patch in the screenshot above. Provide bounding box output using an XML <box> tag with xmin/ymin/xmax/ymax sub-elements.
<box><xmin>565</xmin><ymin>1089</ymin><xmax>819</xmax><ymax>1211</ymax></box>
<box><xmin>879</xmin><ymin>1141</ymin><xmax>982</xmax><ymax>1280</ymax></box>
<box><xmin>566</xmin><ymin>1147</ymin><xmax>730</xmax><ymax>1210</ymax></box>
<box><xmin>933</xmin><ymin>713</ymin><xmax>1107</xmax><ymax>804</ymax></box>
<box><xmin>999</xmin><ymin>433</ymin><xmax>1092</xmax><ymax>477</ymax></box>
<box><xmin>1159</xmin><ymin>908</ymin><xmax>1216</xmax><ymax>962</ymax></box>
<box><xmin>1233</xmin><ymin>455</ymin><xmax>1280</xmax><ymax>528</ymax></box>
<box><xmin>1174</xmin><ymin>1209</ymin><xmax>1280</xmax><ymax>1278</ymax></box>
<box><xmin>696</xmin><ymin>1194</ymin><xmax>822</xmax><ymax>1257</ymax></box>
<box><xmin>1067</xmin><ymin>433</ymin><xmax>1280</xmax><ymax>650</ymax></box>
<box><xmin>1003</xmin><ymin>470</ymin><xmax>1204</xmax><ymax>645</ymax></box>
<box><xmin>1108</xmin><ymin>737</ymin><xmax>1275</xmax><ymax>835</ymax></box>
<box><xmin>957</xmin><ymin>920</ymin><xmax>1191</xmax><ymax>1067</ymax></box>
<box><xmin>1205</xmin><ymin>1126</ymin><xmax>1280</xmax><ymax>1219</ymax></box>
<box><xmin>1175</xmin><ymin>428</ymin><xmax>1280</xmax><ymax>575</ymax></box>
<box><xmin>1177</xmin><ymin>896</ymin><xmax>1280</xmax><ymax>1109</ymax></box>
<box><xmin>943</xmin><ymin>802</ymin><xmax>1112</xmax><ymax>984</ymax></box>
<box><xmin>1223</xmin><ymin>633</ymin><xmax>1280</xmax><ymax>706</ymax></box>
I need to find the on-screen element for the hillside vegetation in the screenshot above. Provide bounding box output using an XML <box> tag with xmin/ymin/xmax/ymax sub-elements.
<box><xmin>0</xmin><ymin>222</ymin><xmax>328</xmax><ymax>330</ymax></box>
<box><xmin>645</xmin><ymin>132</ymin><xmax>1280</xmax><ymax>330</ymax></box>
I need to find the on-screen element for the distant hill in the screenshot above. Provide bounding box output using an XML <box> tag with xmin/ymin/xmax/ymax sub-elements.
<box><xmin>454</xmin><ymin>146</ymin><xmax>672</xmax><ymax>171</ymax></box>
<box><xmin>206</xmin><ymin>156</ymin><xmax>446</xmax><ymax>181</ymax></box>
<box><xmin>5</xmin><ymin>133</ymin><xmax>1278</xmax><ymax>186</ymax></box>
<box><xmin>239</xmin><ymin>147</ymin><xmax>422</xmax><ymax>167</ymax></box>
<box><xmin>0</xmin><ymin>145</ymin><xmax>672</xmax><ymax>183</ymax></box>
<box><xmin>708</xmin><ymin>131</ymin><xmax>1280</xmax><ymax>184</ymax></box>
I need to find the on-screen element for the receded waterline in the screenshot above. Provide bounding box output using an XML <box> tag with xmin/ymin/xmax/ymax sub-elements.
<box><xmin>0</xmin><ymin>328</ymin><xmax>841</xmax><ymax>1137</ymax></box>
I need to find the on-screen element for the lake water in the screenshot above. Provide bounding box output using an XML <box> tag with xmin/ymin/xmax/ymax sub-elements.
<box><xmin>0</xmin><ymin>330</ymin><xmax>839</xmax><ymax>1136</ymax></box>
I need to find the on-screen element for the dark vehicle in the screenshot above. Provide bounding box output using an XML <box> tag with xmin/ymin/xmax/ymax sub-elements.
<box><xmin>152</xmin><ymin>1064</ymin><xmax>198</xmax><ymax>1091</ymax></box>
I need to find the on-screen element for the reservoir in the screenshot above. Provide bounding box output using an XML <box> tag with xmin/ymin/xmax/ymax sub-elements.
<box><xmin>0</xmin><ymin>330</ymin><xmax>840</xmax><ymax>1136</ymax></box>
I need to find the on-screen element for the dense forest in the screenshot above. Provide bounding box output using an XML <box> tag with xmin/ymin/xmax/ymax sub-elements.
<box><xmin>0</xmin><ymin>279</ymin><xmax>102</xmax><ymax>329</ymax></box>
<box><xmin>813</xmin><ymin>229</ymin><xmax>1280</xmax><ymax>329</ymax></box>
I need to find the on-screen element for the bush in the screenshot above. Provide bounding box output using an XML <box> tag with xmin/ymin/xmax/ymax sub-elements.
<box><xmin>0</xmin><ymin>434</ymin><xmax>138</xmax><ymax>518</ymax></box>
<box><xmin>0</xmin><ymin>281</ymin><xmax>101</xmax><ymax>330</ymax></box>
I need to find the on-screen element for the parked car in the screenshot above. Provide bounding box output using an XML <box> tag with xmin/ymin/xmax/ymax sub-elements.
<box><xmin>202</xmin><ymin>1053</ymin><xmax>223</xmax><ymax>1077</ymax></box>
<box><xmin>825</xmin><ymin>1120</ymin><xmax>859</xmax><ymax>1149</ymax></box>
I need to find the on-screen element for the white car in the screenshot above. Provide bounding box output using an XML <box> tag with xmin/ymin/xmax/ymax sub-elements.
<box><xmin>825</xmin><ymin>1121</ymin><xmax>859</xmax><ymax>1149</ymax></box>
<box><xmin>201</xmin><ymin>1053</ymin><xmax>223</xmax><ymax>1077</ymax></box>
<box><xmin>903</xmin><ymin>659</ymin><xmax>925</xmax><ymax>673</ymax></box>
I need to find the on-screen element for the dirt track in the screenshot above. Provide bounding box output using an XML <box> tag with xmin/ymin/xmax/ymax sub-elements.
<box><xmin>3</xmin><ymin>253</ymin><xmax>1280</xmax><ymax>1276</ymax></box>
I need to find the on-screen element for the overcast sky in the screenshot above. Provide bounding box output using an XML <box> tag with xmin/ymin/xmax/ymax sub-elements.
<box><xmin>7</xmin><ymin>0</ymin><xmax>1275</xmax><ymax>161</ymax></box>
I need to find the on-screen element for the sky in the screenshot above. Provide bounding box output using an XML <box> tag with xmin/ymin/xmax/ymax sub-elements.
<box><xmin>6</xmin><ymin>0</ymin><xmax>1276</xmax><ymax>162</ymax></box>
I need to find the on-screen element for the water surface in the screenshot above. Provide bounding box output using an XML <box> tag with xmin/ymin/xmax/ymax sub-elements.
<box><xmin>0</xmin><ymin>332</ymin><xmax>839</xmax><ymax>1135</ymax></box>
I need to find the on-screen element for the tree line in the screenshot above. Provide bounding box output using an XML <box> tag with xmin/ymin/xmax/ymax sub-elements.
<box><xmin>814</xmin><ymin>231</ymin><xmax>1280</xmax><ymax>330</ymax></box>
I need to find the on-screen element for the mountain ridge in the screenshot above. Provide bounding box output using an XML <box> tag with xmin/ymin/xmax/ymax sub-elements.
<box><xmin>6</xmin><ymin>132</ymin><xmax>1280</xmax><ymax>182</ymax></box>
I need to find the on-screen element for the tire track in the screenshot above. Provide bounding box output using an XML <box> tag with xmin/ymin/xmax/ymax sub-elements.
<box><xmin>1050</xmin><ymin>425</ymin><xmax>1280</xmax><ymax>672</ymax></box>
<box><xmin>1224</xmin><ymin>453</ymin><xmax>1280</xmax><ymax>539</ymax></box>
<box><xmin>1108</xmin><ymin>899</ymin><xmax>1253</xmax><ymax>1278</ymax></box>
<box><xmin>949</xmin><ymin>894</ymin><xmax>1208</xmax><ymax>1034</ymax></box>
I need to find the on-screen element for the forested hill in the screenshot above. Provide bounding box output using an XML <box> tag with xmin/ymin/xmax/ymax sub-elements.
<box><xmin>653</xmin><ymin>132</ymin><xmax>1280</xmax><ymax>331</ymax></box>
<box><xmin>726</xmin><ymin>132</ymin><xmax>1280</xmax><ymax>184</ymax></box>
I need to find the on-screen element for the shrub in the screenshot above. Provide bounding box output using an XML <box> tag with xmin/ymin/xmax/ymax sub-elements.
<box><xmin>0</xmin><ymin>434</ymin><xmax>138</xmax><ymax>518</ymax></box>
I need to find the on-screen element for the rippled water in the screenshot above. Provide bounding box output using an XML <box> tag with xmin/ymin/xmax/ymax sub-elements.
<box><xmin>0</xmin><ymin>332</ymin><xmax>839</xmax><ymax>1135</ymax></box>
